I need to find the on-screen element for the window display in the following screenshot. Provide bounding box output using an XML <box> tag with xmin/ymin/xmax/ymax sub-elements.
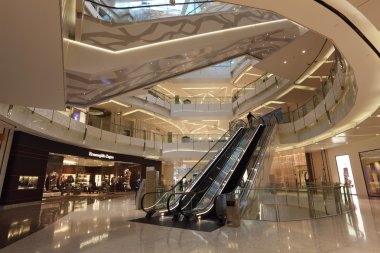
<box><xmin>76</xmin><ymin>174</ymin><xmax>90</xmax><ymax>186</ymax></box>
<box><xmin>270</xmin><ymin>152</ymin><xmax>308</xmax><ymax>188</ymax></box>
<box><xmin>18</xmin><ymin>176</ymin><xmax>38</xmax><ymax>190</ymax></box>
<box><xmin>44</xmin><ymin>152</ymin><xmax>141</xmax><ymax>197</ymax></box>
<box><xmin>359</xmin><ymin>149</ymin><xmax>380</xmax><ymax>197</ymax></box>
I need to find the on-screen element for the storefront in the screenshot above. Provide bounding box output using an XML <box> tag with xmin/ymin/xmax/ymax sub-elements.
<box><xmin>44</xmin><ymin>153</ymin><xmax>143</xmax><ymax>197</ymax></box>
<box><xmin>270</xmin><ymin>152</ymin><xmax>310</xmax><ymax>188</ymax></box>
<box><xmin>0</xmin><ymin>131</ymin><xmax>161</xmax><ymax>205</ymax></box>
<box><xmin>359</xmin><ymin>149</ymin><xmax>380</xmax><ymax>197</ymax></box>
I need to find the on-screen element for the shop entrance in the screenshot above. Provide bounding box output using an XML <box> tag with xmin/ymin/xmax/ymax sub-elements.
<box><xmin>44</xmin><ymin>153</ymin><xmax>142</xmax><ymax>197</ymax></box>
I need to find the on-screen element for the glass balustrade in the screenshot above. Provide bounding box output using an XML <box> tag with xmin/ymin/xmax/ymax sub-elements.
<box><xmin>231</xmin><ymin>73</ymin><xmax>279</xmax><ymax>102</ymax></box>
<box><xmin>281</xmin><ymin>54</ymin><xmax>351</xmax><ymax>124</ymax></box>
<box><xmin>238</xmin><ymin>185</ymin><xmax>355</xmax><ymax>221</ymax></box>
<box><xmin>83</xmin><ymin>0</ymin><xmax>238</xmax><ymax>24</ymax></box>
<box><xmin>23</xmin><ymin>50</ymin><xmax>354</xmax><ymax>148</ymax></box>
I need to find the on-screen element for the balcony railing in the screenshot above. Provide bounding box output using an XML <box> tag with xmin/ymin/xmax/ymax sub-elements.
<box><xmin>83</xmin><ymin>0</ymin><xmax>237</xmax><ymax>24</ymax></box>
<box><xmin>239</xmin><ymin>185</ymin><xmax>355</xmax><ymax>221</ymax></box>
<box><xmin>282</xmin><ymin>54</ymin><xmax>346</xmax><ymax>123</ymax></box>
<box><xmin>148</xmin><ymin>89</ymin><xmax>232</xmax><ymax>105</ymax></box>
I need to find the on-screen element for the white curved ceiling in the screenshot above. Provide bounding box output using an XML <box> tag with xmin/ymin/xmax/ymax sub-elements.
<box><xmin>221</xmin><ymin>0</ymin><xmax>380</xmax><ymax>148</ymax></box>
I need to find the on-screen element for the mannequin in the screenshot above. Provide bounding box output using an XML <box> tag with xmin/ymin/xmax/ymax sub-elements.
<box><xmin>123</xmin><ymin>169</ymin><xmax>132</xmax><ymax>191</ymax></box>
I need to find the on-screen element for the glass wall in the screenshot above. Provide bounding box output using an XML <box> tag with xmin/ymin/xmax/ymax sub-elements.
<box><xmin>359</xmin><ymin>149</ymin><xmax>380</xmax><ymax>197</ymax></box>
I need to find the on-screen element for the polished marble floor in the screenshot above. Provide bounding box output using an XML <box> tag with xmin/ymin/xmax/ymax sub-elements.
<box><xmin>0</xmin><ymin>195</ymin><xmax>379</xmax><ymax>253</ymax></box>
<box><xmin>0</xmin><ymin>194</ymin><xmax>124</xmax><ymax>249</ymax></box>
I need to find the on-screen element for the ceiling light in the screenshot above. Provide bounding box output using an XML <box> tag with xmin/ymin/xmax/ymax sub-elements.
<box><xmin>182</xmin><ymin>87</ymin><xmax>226</xmax><ymax>90</ymax></box>
<box><xmin>98</xmin><ymin>100</ymin><xmax>131</xmax><ymax>108</ymax></box>
<box><xmin>122</xmin><ymin>109</ymin><xmax>184</xmax><ymax>133</ymax></box>
<box><xmin>293</xmin><ymin>85</ymin><xmax>317</xmax><ymax>91</ymax></box>
<box><xmin>377</xmin><ymin>134</ymin><xmax>379</xmax><ymax>136</ymax></box>
<box><xmin>283</xmin><ymin>60</ymin><xmax>287</xmax><ymax>64</ymax></box>
<box><xmin>295</xmin><ymin>46</ymin><xmax>335</xmax><ymax>84</ymax></box>
<box><xmin>356</xmin><ymin>126</ymin><xmax>360</xmax><ymax>129</ymax></box>
<box><xmin>307</xmin><ymin>75</ymin><xmax>329</xmax><ymax>79</ymax></box>
<box><xmin>302</xmin><ymin>50</ymin><xmax>306</xmax><ymax>54</ymax></box>
<box><xmin>244</xmin><ymin>73</ymin><xmax>262</xmax><ymax>77</ymax></box>
<box><xmin>332</xmin><ymin>136</ymin><xmax>346</xmax><ymax>144</ymax></box>
<box><xmin>376</xmin><ymin>115</ymin><xmax>380</xmax><ymax>118</ymax></box>
<box><xmin>156</xmin><ymin>85</ymin><xmax>175</xmax><ymax>96</ymax></box>
<box><xmin>63</xmin><ymin>160</ymin><xmax>77</xmax><ymax>165</ymax></box>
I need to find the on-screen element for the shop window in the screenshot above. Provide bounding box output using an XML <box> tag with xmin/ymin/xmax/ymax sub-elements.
<box><xmin>18</xmin><ymin>176</ymin><xmax>38</xmax><ymax>190</ymax></box>
<box><xmin>359</xmin><ymin>149</ymin><xmax>380</xmax><ymax>197</ymax></box>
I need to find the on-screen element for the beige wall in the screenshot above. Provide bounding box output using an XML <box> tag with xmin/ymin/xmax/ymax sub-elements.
<box><xmin>310</xmin><ymin>150</ymin><xmax>332</xmax><ymax>184</ymax></box>
<box><xmin>326</xmin><ymin>136</ymin><xmax>380</xmax><ymax>198</ymax></box>
<box><xmin>161</xmin><ymin>161</ymin><xmax>174</xmax><ymax>188</ymax></box>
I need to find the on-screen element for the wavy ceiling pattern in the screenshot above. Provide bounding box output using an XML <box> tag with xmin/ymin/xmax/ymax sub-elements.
<box><xmin>80</xmin><ymin>6</ymin><xmax>284</xmax><ymax>50</ymax></box>
<box><xmin>66</xmin><ymin>22</ymin><xmax>303</xmax><ymax>106</ymax></box>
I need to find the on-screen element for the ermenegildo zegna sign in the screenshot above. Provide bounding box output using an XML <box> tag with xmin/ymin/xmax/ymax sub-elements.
<box><xmin>88</xmin><ymin>151</ymin><xmax>115</xmax><ymax>160</ymax></box>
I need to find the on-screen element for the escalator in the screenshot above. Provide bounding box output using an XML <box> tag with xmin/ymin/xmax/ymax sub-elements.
<box><xmin>176</xmin><ymin>121</ymin><xmax>264</xmax><ymax>218</ymax></box>
<box><xmin>141</xmin><ymin>120</ymin><xmax>248</xmax><ymax>217</ymax></box>
<box><xmin>176</xmin><ymin>114</ymin><xmax>278</xmax><ymax>220</ymax></box>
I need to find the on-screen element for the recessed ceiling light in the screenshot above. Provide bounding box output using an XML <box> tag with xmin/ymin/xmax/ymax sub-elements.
<box><xmin>302</xmin><ymin>50</ymin><xmax>306</xmax><ymax>54</ymax></box>
<box><xmin>283</xmin><ymin>60</ymin><xmax>287</xmax><ymax>64</ymax></box>
<box><xmin>377</xmin><ymin>115</ymin><xmax>380</xmax><ymax>118</ymax></box>
<box><xmin>377</xmin><ymin>134</ymin><xmax>379</xmax><ymax>136</ymax></box>
<box><xmin>356</xmin><ymin>126</ymin><xmax>360</xmax><ymax>129</ymax></box>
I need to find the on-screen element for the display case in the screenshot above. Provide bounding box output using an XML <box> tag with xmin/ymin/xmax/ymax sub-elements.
<box><xmin>18</xmin><ymin>176</ymin><xmax>38</xmax><ymax>190</ymax></box>
<box><xmin>76</xmin><ymin>174</ymin><xmax>90</xmax><ymax>186</ymax></box>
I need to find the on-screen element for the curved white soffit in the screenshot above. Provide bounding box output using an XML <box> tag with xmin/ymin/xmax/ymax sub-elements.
<box><xmin>222</xmin><ymin>0</ymin><xmax>380</xmax><ymax>148</ymax></box>
<box><xmin>63</xmin><ymin>19</ymin><xmax>291</xmax><ymax>73</ymax></box>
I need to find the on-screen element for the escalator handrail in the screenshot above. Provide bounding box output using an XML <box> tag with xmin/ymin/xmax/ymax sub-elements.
<box><xmin>177</xmin><ymin>185</ymin><xmax>210</xmax><ymax>216</ymax></box>
<box><xmin>141</xmin><ymin>122</ymin><xmax>246</xmax><ymax>214</ymax></box>
<box><xmin>166</xmin><ymin>128</ymin><xmax>247</xmax><ymax>214</ymax></box>
<box><xmin>237</xmin><ymin>116</ymin><xmax>278</xmax><ymax>206</ymax></box>
<box><xmin>179</xmin><ymin>123</ymin><xmax>264</xmax><ymax>217</ymax></box>
<box><xmin>176</xmin><ymin>128</ymin><xmax>251</xmax><ymax>213</ymax></box>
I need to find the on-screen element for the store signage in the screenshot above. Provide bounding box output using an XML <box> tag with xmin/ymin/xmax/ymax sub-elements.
<box><xmin>88</xmin><ymin>151</ymin><xmax>114</xmax><ymax>160</ymax></box>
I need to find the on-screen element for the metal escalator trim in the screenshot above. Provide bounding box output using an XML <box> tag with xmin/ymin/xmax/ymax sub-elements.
<box><xmin>238</xmin><ymin>118</ymin><xmax>278</xmax><ymax>211</ymax></box>
<box><xmin>161</xmin><ymin>126</ymin><xmax>247</xmax><ymax>214</ymax></box>
<box><xmin>141</xmin><ymin>125</ymin><xmax>245</xmax><ymax>215</ymax></box>
<box><xmin>191</xmin><ymin>124</ymin><xmax>265</xmax><ymax>216</ymax></box>
<box><xmin>177</xmin><ymin>128</ymin><xmax>251</xmax><ymax>215</ymax></box>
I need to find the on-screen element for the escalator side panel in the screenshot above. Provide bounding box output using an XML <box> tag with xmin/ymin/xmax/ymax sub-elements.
<box><xmin>177</xmin><ymin>128</ymin><xmax>248</xmax><ymax>211</ymax></box>
<box><xmin>222</xmin><ymin>125</ymin><xmax>265</xmax><ymax>193</ymax></box>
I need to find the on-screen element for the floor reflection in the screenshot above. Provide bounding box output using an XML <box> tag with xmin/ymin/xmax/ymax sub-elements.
<box><xmin>0</xmin><ymin>194</ymin><xmax>123</xmax><ymax>249</ymax></box>
<box><xmin>0</xmin><ymin>196</ymin><xmax>380</xmax><ymax>253</ymax></box>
